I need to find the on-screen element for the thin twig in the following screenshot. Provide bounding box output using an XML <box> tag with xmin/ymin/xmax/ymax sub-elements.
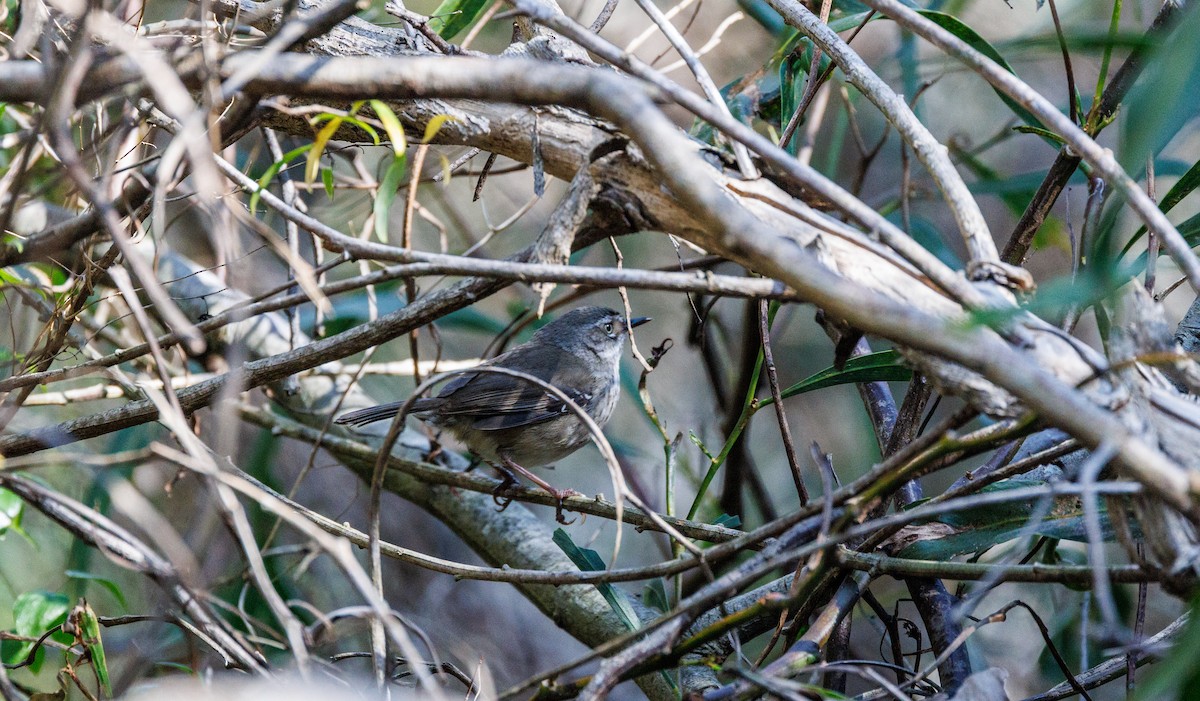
<box><xmin>759</xmin><ymin>300</ymin><xmax>806</xmax><ymax>504</ymax></box>
<box><xmin>768</xmin><ymin>0</ymin><xmax>999</xmax><ymax>266</ymax></box>
<box><xmin>863</xmin><ymin>0</ymin><xmax>1200</xmax><ymax>292</ymax></box>
<box><xmin>1046</xmin><ymin>0</ymin><xmax>1078</xmax><ymax>124</ymax></box>
<box><xmin>836</xmin><ymin>549</ymin><xmax>1152</xmax><ymax>585</ymax></box>
<box><xmin>402</xmin><ymin>143</ymin><xmax>431</xmax><ymax>385</ymax></box>
<box><xmin>627</xmin><ymin>0</ymin><xmax>756</xmax><ymax>178</ymax></box>
<box><xmin>778</xmin><ymin>11</ymin><xmax>874</xmax><ymax>150</ymax></box>
<box><xmin>1145</xmin><ymin>156</ymin><xmax>1159</xmax><ymax>294</ymax></box>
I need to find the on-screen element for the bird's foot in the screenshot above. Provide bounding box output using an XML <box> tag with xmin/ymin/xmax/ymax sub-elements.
<box><xmin>496</xmin><ymin>455</ymin><xmax>582</xmax><ymax>524</ymax></box>
<box><xmin>490</xmin><ymin>474</ymin><xmax>518</xmax><ymax>512</ymax></box>
<box><xmin>549</xmin><ymin>487</ymin><xmax>584</xmax><ymax>525</ymax></box>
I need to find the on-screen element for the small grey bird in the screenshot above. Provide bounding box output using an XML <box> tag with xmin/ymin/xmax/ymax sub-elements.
<box><xmin>335</xmin><ymin>306</ymin><xmax>650</xmax><ymax>523</ymax></box>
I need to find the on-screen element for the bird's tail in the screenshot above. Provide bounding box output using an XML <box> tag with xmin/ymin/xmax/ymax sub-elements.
<box><xmin>334</xmin><ymin>400</ymin><xmax>423</xmax><ymax>427</ymax></box>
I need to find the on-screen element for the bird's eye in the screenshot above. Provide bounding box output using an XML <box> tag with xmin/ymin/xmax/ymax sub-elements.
<box><xmin>603</xmin><ymin>322</ymin><xmax>615</xmax><ymax>335</ymax></box>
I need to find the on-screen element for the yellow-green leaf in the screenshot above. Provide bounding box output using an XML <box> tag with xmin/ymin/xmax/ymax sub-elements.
<box><xmin>306</xmin><ymin>117</ymin><xmax>344</xmax><ymax>184</ymax></box>
<box><xmin>345</xmin><ymin>117</ymin><xmax>380</xmax><ymax>145</ymax></box>
<box><xmin>369</xmin><ymin>100</ymin><xmax>407</xmax><ymax>156</ymax></box>
<box><xmin>374</xmin><ymin>155</ymin><xmax>408</xmax><ymax>242</ymax></box>
<box><xmin>422</xmin><ymin>114</ymin><xmax>460</xmax><ymax>144</ymax></box>
<box><xmin>250</xmin><ymin>144</ymin><xmax>312</xmax><ymax>217</ymax></box>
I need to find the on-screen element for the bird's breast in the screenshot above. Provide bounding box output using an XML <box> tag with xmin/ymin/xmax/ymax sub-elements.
<box><xmin>585</xmin><ymin>374</ymin><xmax>621</xmax><ymax>428</ymax></box>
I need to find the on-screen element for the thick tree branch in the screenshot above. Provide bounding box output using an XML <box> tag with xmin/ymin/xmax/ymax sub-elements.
<box><xmin>5</xmin><ymin>55</ymin><xmax>1200</xmax><ymax>530</ymax></box>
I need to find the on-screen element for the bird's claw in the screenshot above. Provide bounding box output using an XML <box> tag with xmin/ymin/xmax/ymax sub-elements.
<box><xmin>489</xmin><ymin>457</ymin><xmax>582</xmax><ymax>524</ymax></box>
<box><xmin>493</xmin><ymin>493</ymin><xmax>514</xmax><ymax>512</ymax></box>
<box><xmin>491</xmin><ymin>475</ymin><xmax>518</xmax><ymax>512</ymax></box>
<box><xmin>551</xmin><ymin>488</ymin><xmax>583</xmax><ymax>525</ymax></box>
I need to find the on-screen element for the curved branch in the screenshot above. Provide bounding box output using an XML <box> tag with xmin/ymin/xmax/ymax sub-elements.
<box><xmin>835</xmin><ymin>548</ymin><xmax>1154</xmax><ymax>585</ymax></box>
<box><xmin>862</xmin><ymin>0</ymin><xmax>1200</xmax><ymax>293</ymax></box>
<box><xmin>506</xmin><ymin>0</ymin><xmax>994</xmax><ymax>310</ymax></box>
<box><xmin>1002</xmin><ymin>0</ymin><xmax>1185</xmax><ymax>264</ymax></box>
<box><xmin>763</xmin><ymin>0</ymin><xmax>1000</xmax><ymax>267</ymax></box>
<box><xmin>6</xmin><ymin>54</ymin><xmax>1199</xmax><ymax>522</ymax></box>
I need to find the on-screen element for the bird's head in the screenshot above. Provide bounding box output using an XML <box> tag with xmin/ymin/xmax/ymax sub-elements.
<box><xmin>533</xmin><ymin>306</ymin><xmax>651</xmax><ymax>363</ymax></box>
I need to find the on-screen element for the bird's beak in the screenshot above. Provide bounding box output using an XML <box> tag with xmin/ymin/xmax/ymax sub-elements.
<box><xmin>629</xmin><ymin>316</ymin><xmax>652</xmax><ymax>328</ymax></box>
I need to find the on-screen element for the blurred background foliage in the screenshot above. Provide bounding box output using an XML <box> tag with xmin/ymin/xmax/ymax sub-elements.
<box><xmin>2</xmin><ymin>0</ymin><xmax>1200</xmax><ymax>698</ymax></box>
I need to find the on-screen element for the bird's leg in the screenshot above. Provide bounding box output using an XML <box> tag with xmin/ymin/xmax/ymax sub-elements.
<box><xmin>424</xmin><ymin>431</ymin><xmax>445</xmax><ymax>463</ymax></box>
<box><xmin>500</xmin><ymin>455</ymin><xmax>582</xmax><ymax>525</ymax></box>
<box><xmin>489</xmin><ymin>462</ymin><xmax>519</xmax><ymax>512</ymax></box>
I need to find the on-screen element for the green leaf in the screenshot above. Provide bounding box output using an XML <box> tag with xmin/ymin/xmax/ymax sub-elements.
<box><xmin>1158</xmin><ymin>161</ymin><xmax>1200</xmax><ymax>217</ymax></box>
<box><xmin>0</xmin><ymin>487</ymin><xmax>25</xmax><ymax>539</ymax></box>
<box><xmin>373</xmin><ymin>154</ymin><xmax>408</xmax><ymax>242</ymax></box>
<box><xmin>914</xmin><ymin>11</ymin><xmax>1052</xmax><ymax>143</ymax></box>
<box><xmin>315</xmin><ymin>314</ymin><xmax>361</xmax><ymax>338</ymax></box>
<box><xmin>6</xmin><ymin>591</ymin><xmax>70</xmax><ymax>671</ymax></box>
<box><xmin>368</xmin><ymin>100</ymin><xmax>407</xmax><ymax>156</ymax></box>
<box><xmin>1</xmin><ymin>233</ymin><xmax>24</xmax><ymax>254</ymax></box>
<box><xmin>991</xmin><ymin>270</ymin><xmax>1112</xmax><ymax>326</ymax></box>
<box><xmin>308</xmin><ymin>111</ymin><xmax>380</xmax><ymax>145</ymax></box>
<box><xmin>307</xmin><ymin>117</ymin><xmax>344</xmax><ymax>184</ymax></box>
<box><xmin>341</xmin><ymin>116</ymin><xmax>379</xmax><ymax>144</ymax></box>
<box><xmin>249</xmin><ymin>144</ymin><xmax>312</xmax><ymax>217</ymax></box>
<box><xmin>65</xmin><ymin>571</ymin><xmax>127</xmax><ymax>610</ymax></box>
<box><xmin>1136</xmin><ymin>592</ymin><xmax>1200</xmax><ymax>700</ymax></box>
<box><xmin>422</xmin><ymin>114</ymin><xmax>459</xmax><ymax>144</ymax></box>
<box><xmin>1117</xmin><ymin>211</ymin><xmax>1200</xmax><ymax>281</ymax></box>
<box><xmin>154</xmin><ymin>661</ymin><xmax>197</xmax><ymax>675</ymax></box>
<box><xmin>1012</xmin><ymin>125</ymin><xmax>1067</xmax><ymax>145</ymax></box>
<box><xmin>738</xmin><ymin>0</ymin><xmax>786</xmax><ymax>35</ymax></box>
<box><xmin>73</xmin><ymin>601</ymin><xmax>111</xmax><ymax>697</ymax></box>
<box><xmin>435</xmin><ymin>152</ymin><xmax>453</xmax><ymax>184</ymax></box>
<box><xmin>1120</xmin><ymin>7</ymin><xmax>1200</xmax><ymax>170</ymax></box>
<box><xmin>760</xmin><ymin>11</ymin><xmax>874</xmax><ymax>152</ymax></box>
<box><xmin>897</xmin><ymin>481</ymin><xmax>1127</xmax><ymax>560</ymax></box>
<box><xmin>642</xmin><ymin>579</ymin><xmax>669</xmax><ymax>613</ymax></box>
<box><xmin>778</xmin><ymin>50</ymin><xmax>819</xmax><ymax>155</ymax></box>
<box><xmin>998</xmin><ymin>30</ymin><xmax>1152</xmax><ymax>54</ymax></box>
<box><xmin>713</xmin><ymin>513</ymin><xmax>742</xmax><ymax>529</ymax></box>
<box><xmin>427</xmin><ymin>0</ymin><xmax>494</xmax><ymax>39</ymax></box>
<box><xmin>1120</xmin><ymin>157</ymin><xmax>1200</xmax><ymax>259</ymax></box>
<box><xmin>321</xmin><ymin>167</ymin><xmax>335</xmax><ymax>200</ymax></box>
<box><xmin>760</xmin><ymin>350</ymin><xmax>911</xmax><ymax>408</ymax></box>
<box><xmin>553</xmin><ymin>531</ymin><xmax>680</xmax><ymax>701</ymax></box>
<box><xmin>552</xmin><ymin>529</ymin><xmax>640</xmax><ymax>632</ymax></box>
<box><xmin>770</xmin><ymin>11</ymin><xmax>875</xmax><ymax>65</ymax></box>
<box><xmin>688</xmin><ymin>431</ymin><xmax>715</xmax><ymax>462</ymax></box>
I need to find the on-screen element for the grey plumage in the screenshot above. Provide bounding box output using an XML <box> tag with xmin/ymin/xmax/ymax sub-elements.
<box><xmin>336</xmin><ymin>307</ymin><xmax>649</xmax><ymax>520</ymax></box>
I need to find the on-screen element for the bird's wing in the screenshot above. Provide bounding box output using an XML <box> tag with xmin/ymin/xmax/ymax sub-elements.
<box><xmin>433</xmin><ymin>349</ymin><xmax>596</xmax><ymax>430</ymax></box>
